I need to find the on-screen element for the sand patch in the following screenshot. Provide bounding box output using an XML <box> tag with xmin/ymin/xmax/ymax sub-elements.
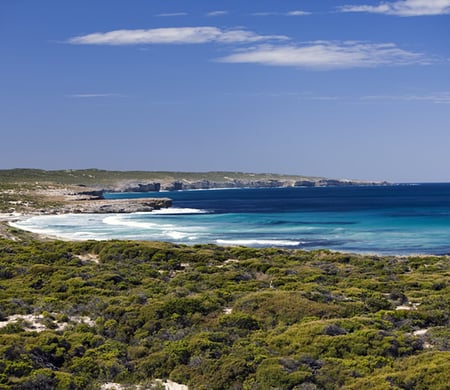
<box><xmin>0</xmin><ymin>314</ymin><xmax>95</xmax><ymax>332</ymax></box>
<box><xmin>100</xmin><ymin>380</ymin><xmax>188</xmax><ymax>390</ymax></box>
<box><xmin>75</xmin><ymin>253</ymin><xmax>100</xmax><ymax>264</ymax></box>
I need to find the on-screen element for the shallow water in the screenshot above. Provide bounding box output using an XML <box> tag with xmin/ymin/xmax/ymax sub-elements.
<box><xmin>11</xmin><ymin>184</ymin><xmax>450</xmax><ymax>255</ymax></box>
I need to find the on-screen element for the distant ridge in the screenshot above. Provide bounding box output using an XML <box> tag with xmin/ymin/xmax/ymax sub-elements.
<box><xmin>0</xmin><ymin>169</ymin><xmax>388</xmax><ymax>192</ymax></box>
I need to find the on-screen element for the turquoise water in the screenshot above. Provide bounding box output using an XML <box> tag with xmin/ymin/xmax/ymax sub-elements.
<box><xmin>11</xmin><ymin>184</ymin><xmax>450</xmax><ymax>255</ymax></box>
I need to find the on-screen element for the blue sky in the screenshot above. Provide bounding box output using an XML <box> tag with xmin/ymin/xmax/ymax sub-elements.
<box><xmin>1</xmin><ymin>0</ymin><xmax>450</xmax><ymax>182</ymax></box>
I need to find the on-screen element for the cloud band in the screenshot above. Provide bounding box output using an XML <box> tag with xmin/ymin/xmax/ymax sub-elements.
<box><xmin>68</xmin><ymin>27</ymin><xmax>288</xmax><ymax>45</ymax></box>
<box><xmin>217</xmin><ymin>41</ymin><xmax>425</xmax><ymax>69</ymax></box>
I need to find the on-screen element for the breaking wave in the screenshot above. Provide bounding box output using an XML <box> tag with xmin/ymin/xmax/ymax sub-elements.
<box><xmin>11</xmin><ymin>185</ymin><xmax>450</xmax><ymax>254</ymax></box>
<box><xmin>148</xmin><ymin>208</ymin><xmax>208</xmax><ymax>215</ymax></box>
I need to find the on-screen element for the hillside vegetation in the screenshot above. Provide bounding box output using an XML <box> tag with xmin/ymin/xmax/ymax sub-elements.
<box><xmin>0</xmin><ymin>238</ymin><xmax>449</xmax><ymax>389</ymax></box>
<box><xmin>0</xmin><ymin>169</ymin><xmax>323</xmax><ymax>186</ymax></box>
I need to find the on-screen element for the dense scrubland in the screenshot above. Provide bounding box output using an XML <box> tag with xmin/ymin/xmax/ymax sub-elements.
<box><xmin>0</xmin><ymin>169</ymin><xmax>322</xmax><ymax>186</ymax></box>
<box><xmin>0</xmin><ymin>236</ymin><xmax>449</xmax><ymax>389</ymax></box>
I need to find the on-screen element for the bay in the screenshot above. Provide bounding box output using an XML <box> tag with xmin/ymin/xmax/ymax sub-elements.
<box><xmin>12</xmin><ymin>184</ymin><xmax>450</xmax><ymax>255</ymax></box>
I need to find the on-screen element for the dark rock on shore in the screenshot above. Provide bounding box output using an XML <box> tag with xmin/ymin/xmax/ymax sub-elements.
<box><xmin>316</xmin><ymin>179</ymin><xmax>390</xmax><ymax>187</ymax></box>
<box><xmin>76</xmin><ymin>190</ymin><xmax>105</xmax><ymax>199</ymax></box>
<box><xmin>57</xmin><ymin>198</ymin><xmax>172</xmax><ymax>214</ymax></box>
<box><xmin>163</xmin><ymin>181</ymin><xmax>184</xmax><ymax>191</ymax></box>
<box><xmin>118</xmin><ymin>182</ymin><xmax>161</xmax><ymax>193</ymax></box>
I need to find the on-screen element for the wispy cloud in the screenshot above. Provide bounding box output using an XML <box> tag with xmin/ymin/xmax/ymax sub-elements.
<box><xmin>339</xmin><ymin>0</ymin><xmax>450</xmax><ymax>16</ymax></box>
<box><xmin>297</xmin><ymin>92</ymin><xmax>450</xmax><ymax>103</ymax></box>
<box><xmin>224</xmin><ymin>91</ymin><xmax>343</xmax><ymax>100</ymax></box>
<box><xmin>252</xmin><ymin>10</ymin><xmax>311</xmax><ymax>16</ymax></box>
<box><xmin>67</xmin><ymin>27</ymin><xmax>288</xmax><ymax>45</ymax></box>
<box><xmin>361</xmin><ymin>92</ymin><xmax>450</xmax><ymax>103</ymax></box>
<box><xmin>217</xmin><ymin>41</ymin><xmax>426</xmax><ymax>69</ymax></box>
<box><xmin>206</xmin><ymin>10</ymin><xmax>229</xmax><ymax>17</ymax></box>
<box><xmin>156</xmin><ymin>12</ymin><xmax>188</xmax><ymax>17</ymax></box>
<box><xmin>67</xmin><ymin>93</ymin><xmax>124</xmax><ymax>98</ymax></box>
<box><xmin>229</xmin><ymin>91</ymin><xmax>450</xmax><ymax>103</ymax></box>
<box><xmin>252</xmin><ymin>12</ymin><xmax>277</xmax><ymax>16</ymax></box>
<box><xmin>287</xmin><ymin>10</ymin><xmax>312</xmax><ymax>16</ymax></box>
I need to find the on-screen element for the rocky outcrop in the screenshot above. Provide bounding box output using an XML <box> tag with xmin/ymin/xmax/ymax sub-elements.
<box><xmin>163</xmin><ymin>182</ymin><xmax>185</xmax><ymax>191</ymax></box>
<box><xmin>56</xmin><ymin>198</ymin><xmax>172</xmax><ymax>214</ymax></box>
<box><xmin>76</xmin><ymin>190</ymin><xmax>105</xmax><ymax>199</ymax></box>
<box><xmin>316</xmin><ymin>179</ymin><xmax>390</xmax><ymax>187</ymax></box>
<box><xmin>294</xmin><ymin>180</ymin><xmax>316</xmax><ymax>187</ymax></box>
<box><xmin>118</xmin><ymin>183</ymin><xmax>161</xmax><ymax>193</ymax></box>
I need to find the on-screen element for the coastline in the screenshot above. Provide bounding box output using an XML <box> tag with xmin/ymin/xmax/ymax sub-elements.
<box><xmin>0</xmin><ymin>193</ymin><xmax>171</xmax><ymax>241</ymax></box>
<box><xmin>3</xmin><ymin>212</ymin><xmax>449</xmax><ymax>258</ymax></box>
<box><xmin>0</xmin><ymin>213</ymin><xmax>65</xmax><ymax>241</ymax></box>
<box><xmin>3</xmin><ymin>180</ymin><xmax>450</xmax><ymax>256</ymax></box>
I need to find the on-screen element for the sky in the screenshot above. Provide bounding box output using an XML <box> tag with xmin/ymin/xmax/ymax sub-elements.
<box><xmin>1</xmin><ymin>0</ymin><xmax>450</xmax><ymax>182</ymax></box>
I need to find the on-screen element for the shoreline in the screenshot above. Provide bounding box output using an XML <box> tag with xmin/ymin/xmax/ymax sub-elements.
<box><xmin>2</xmin><ymin>212</ymin><xmax>449</xmax><ymax>258</ymax></box>
<box><xmin>0</xmin><ymin>213</ymin><xmax>67</xmax><ymax>241</ymax></box>
<box><xmin>0</xmin><ymin>196</ymin><xmax>172</xmax><ymax>240</ymax></box>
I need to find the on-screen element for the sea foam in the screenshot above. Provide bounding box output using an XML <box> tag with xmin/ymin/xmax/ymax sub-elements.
<box><xmin>11</xmin><ymin>185</ymin><xmax>450</xmax><ymax>254</ymax></box>
<box><xmin>148</xmin><ymin>208</ymin><xmax>208</xmax><ymax>215</ymax></box>
<box><xmin>102</xmin><ymin>215</ymin><xmax>166</xmax><ymax>229</ymax></box>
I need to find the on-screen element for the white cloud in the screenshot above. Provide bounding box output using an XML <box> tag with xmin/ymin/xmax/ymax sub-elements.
<box><xmin>339</xmin><ymin>0</ymin><xmax>450</xmax><ymax>16</ymax></box>
<box><xmin>251</xmin><ymin>12</ymin><xmax>277</xmax><ymax>16</ymax></box>
<box><xmin>156</xmin><ymin>12</ymin><xmax>188</xmax><ymax>17</ymax></box>
<box><xmin>361</xmin><ymin>92</ymin><xmax>450</xmax><ymax>103</ymax></box>
<box><xmin>287</xmin><ymin>10</ymin><xmax>311</xmax><ymax>16</ymax></box>
<box><xmin>252</xmin><ymin>10</ymin><xmax>311</xmax><ymax>16</ymax></box>
<box><xmin>217</xmin><ymin>41</ymin><xmax>426</xmax><ymax>69</ymax></box>
<box><xmin>236</xmin><ymin>92</ymin><xmax>450</xmax><ymax>103</ymax></box>
<box><xmin>67</xmin><ymin>27</ymin><xmax>288</xmax><ymax>45</ymax></box>
<box><xmin>224</xmin><ymin>91</ymin><xmax>341</xmax><ymax>100</ymax></box>
<box><xmin>206</xmin><ymin>10</ymin><xmax>229</xmax><ymax>17</ymax></box>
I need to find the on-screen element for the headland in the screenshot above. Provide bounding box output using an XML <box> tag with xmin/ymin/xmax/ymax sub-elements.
<box><xmin>0</xmin><ymin>168</ymin><xmax>387</xmax><ymax>214</ymax></box>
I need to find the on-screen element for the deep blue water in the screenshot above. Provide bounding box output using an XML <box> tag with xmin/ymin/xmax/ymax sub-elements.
<box><xmin>12</xmin><ymin>184</ymin><xmax>450</xmax><ymax>255</ymax></box>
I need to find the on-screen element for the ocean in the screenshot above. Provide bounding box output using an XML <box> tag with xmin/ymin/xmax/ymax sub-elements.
<box><xmin>11</xmin><ymin>184</ymin><xmax>450</xmax><ymax>255</ymax></box>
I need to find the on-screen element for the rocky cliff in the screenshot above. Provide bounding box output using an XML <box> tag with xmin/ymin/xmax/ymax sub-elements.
<box><xmin>105</xmin><ymin>178</ymin><xmax>388</xmax><ymax>193</ymax></box>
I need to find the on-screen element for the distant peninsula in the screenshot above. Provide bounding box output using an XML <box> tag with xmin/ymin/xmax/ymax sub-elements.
<box><xmin>1</xmin><ymin>168</ymin><xmax>388</xmax><ymax>191</ymax></box>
